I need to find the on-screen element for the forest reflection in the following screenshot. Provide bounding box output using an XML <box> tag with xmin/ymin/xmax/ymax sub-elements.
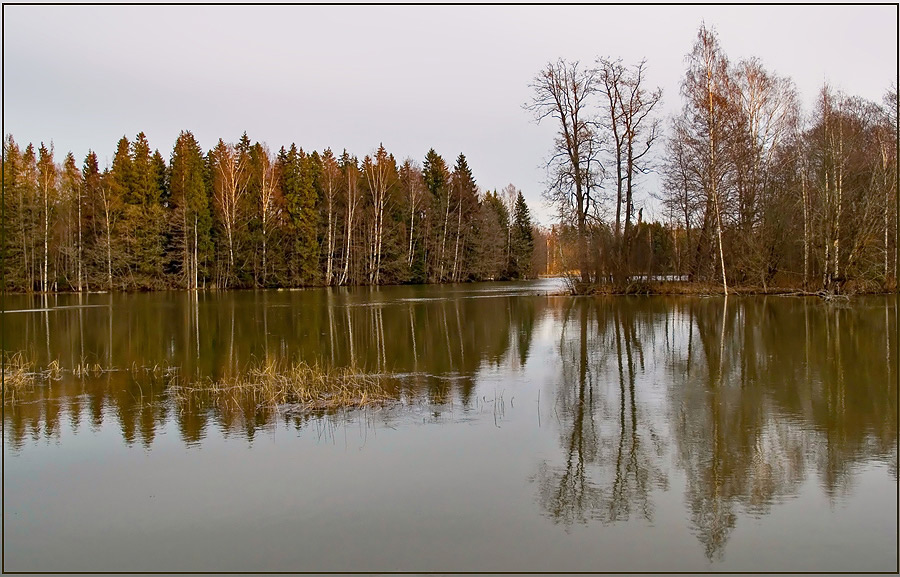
<box><xmin>3</xmin><ymin>291</ymin><xmax>897</xmax><ymax>561</ymax></box>
<box><xmin>2</xmin><ymin>287</ymin><xmax>544</xmax><ymax>448</ymax></box>
<box><xmin>534</xmin><ymin>296</ymin><xmax>897</xmax><ymax>560</ymax></box>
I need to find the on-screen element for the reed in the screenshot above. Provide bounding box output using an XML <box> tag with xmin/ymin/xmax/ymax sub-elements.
<box><xmin>4</xmin><ymin>353</ymin><xmax>393</xmax><ymax>414</ymax></box>
<box><xmin>170</xmin><ymin>359</ymin><xmax>393</xmax><ymax>413</ymax></box>
<box><xmin>2</xmin><ymin>352</ymin><xmax>38</xmax><ymax>404</ymax></box>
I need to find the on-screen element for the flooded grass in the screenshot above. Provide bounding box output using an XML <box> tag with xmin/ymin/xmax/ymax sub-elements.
<box><xmin>171</xmin><ymin>359</ymin><xmax>394</xmax><ymax>414</ymax></box>
<box><xmin>2</xmin><ymin>352</ymin><xmax>38</xmax><ymax>404</ymax></box>
<box><xmin>3</xmin><ymin>353</ymin><xmax>394</xmax><ymax>413</ymax></box>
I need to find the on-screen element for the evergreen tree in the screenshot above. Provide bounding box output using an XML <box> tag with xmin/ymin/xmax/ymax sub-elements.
<box><xmin>36</xmin><ymin>143</ymin><xmax>57</xmax><ymax>292</ymax></box>
<box><xmin>169</xmin><ymin>131</ymin><xmax>212</xmax><ymax>289</ymax></box>
<box><xmin>81</xmin><ymin>150</ymin><xmax>101</xmax><ymax>288</ymax></box>
<box><xmin>510</xmin><ymin>191</ymin><xmax>535</xmax><ymax>278</ymax></box>
<box><xmin>279</xmin><ymin>144</ymin><xmax>319</xmax><ymax>285</ymax></box>
<box><xmin>2</xmin><ymin>136</ymin><xmax>25</xmax><ymax>291</ymax></box>
<box><xmin>422</xmin><ymin>148</ymin><xmax>451</xmax><ymax>280</ymax></box>
<box><xmin>476</xmin><ymin>190</ymin><xmax>510</xmax><ymax>279</ymax></box>
<box><xmin>450</xmin><ymin>153</ymin><xmax>479</xmax><ymax>281</ymax></box>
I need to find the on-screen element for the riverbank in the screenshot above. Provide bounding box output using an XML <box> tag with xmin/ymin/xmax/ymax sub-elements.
<box><xmin>565</xmin><ymin>279</ymin><xmax>898</xmax><ymax>297</ymax></box>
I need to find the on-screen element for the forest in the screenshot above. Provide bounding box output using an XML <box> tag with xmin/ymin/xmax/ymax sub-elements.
<box><xmin>532</xmin><ymin>24</ymin><xmax>897</xmax><ymax>294</ymax></box>
<box><xmin>1</xmin><ymin>135</ymin><xmax>540</xmax><ymax>292</ymax></box>
<box><xmin>3</xmin><ymin>24</ymin><xmax>896</xmax><ymax>294</ymax></box>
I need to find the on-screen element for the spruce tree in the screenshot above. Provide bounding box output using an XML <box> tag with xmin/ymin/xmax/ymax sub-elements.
<box><xmin>279</xmin><ymin>144</ymin><xmax>319</xmax><ymax>285</ymax></box>
<box><xmin>510</xmin><ymin>191</ymin><xmax>534</xmax><ymax>278</ymax></box>
<box><xmin>170</xmin><ymin>131</ymin><xmax>211</xmax><ymax>289</ymax></box>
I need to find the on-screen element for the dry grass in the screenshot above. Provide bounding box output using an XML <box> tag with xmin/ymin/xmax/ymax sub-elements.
<box><xmin>4</xmin><ymin>352</ymin><xmax>394</xmax><ymax>414</ymax></box>
<box><xmin>170</xmin><ymin>359</ymin><xmax>393</xmax><ymax>414</ymax></box>
<box><xmin>2</xmin><ymin>352</ymin><xmax>40</xmax><ymax>404</ymax></box>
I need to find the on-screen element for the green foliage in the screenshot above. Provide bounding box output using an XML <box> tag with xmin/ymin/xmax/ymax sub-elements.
<box><xmin>279</xmin><ymin>144</ymin><xmax>320</xmax><ymax>285</ymax></box>
<box><xmin>510</xmin><ymin>191</ymin><xmax>535</xmax><ymax>278</ymax></box>
<box><xmin>1</xmin><ymin>132</ymin><xmax>547</xmax><ymax>291</ymax></box>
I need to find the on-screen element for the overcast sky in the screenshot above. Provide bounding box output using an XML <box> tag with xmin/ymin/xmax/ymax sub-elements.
<box><xmin>4</xmin><ymin>5</ymin><xmax>896</xmax><ymax>225</ymax></box>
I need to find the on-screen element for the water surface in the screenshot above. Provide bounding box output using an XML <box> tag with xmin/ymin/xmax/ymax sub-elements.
<box><xmin>3</xmin><ymin>282</ymin><xmax>897</xmax><ymax>572</ymax></box>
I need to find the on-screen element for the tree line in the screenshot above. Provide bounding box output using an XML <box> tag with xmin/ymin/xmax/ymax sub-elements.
<box><xmin>531</xmin><ymin>24</ymin><xmax>897</xmax><ymax>293</ymax></box>
<box><xmin>2</xmin><ymin>134</ymin><xmax>538</xmax><ymax>292</ymax></box>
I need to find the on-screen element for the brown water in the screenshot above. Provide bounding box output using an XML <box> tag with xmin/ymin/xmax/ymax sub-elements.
<box><xmin>2</xmin><ymin>282</ymin><xmax>897</xmax><ymax>572</ymax></box>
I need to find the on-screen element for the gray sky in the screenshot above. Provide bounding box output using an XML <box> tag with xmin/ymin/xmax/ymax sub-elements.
<box><xmin>4</xmin><ymin>5</ymin><xmax>896</xmax><ymax>225</ymax></box>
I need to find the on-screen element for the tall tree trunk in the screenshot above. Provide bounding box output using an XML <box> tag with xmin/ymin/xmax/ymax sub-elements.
<box><xmin>707</xmin><ymin>60</ymin><xmax>728</xmax><ymax>295</ymax></box>
<box><xmin>43</xmin><ymin>192</ymin><xmax>49</xmax><ymax>293</ymax></box>
<box><xmin>77</xmin><ymin>185</ymin><xmax>83</xmax><ymax>292</ymax></box>
<box><xmin>105</xmin><ymin>206</ymin><xmax>112</xmax><ymax>291</ymax></box>
<box><xmin>452</xmin><ymin>197</ymin><xmax>461</xmax><ymax>281</ymax></box>
<box><xmin>326</xmin><ymin>196</ymin><xmax>334</xmax><ymax>285</ymax></box>
<box><xmin>194</xmin><ymin>216</ymin><xmax>199</xmax><ymax>291</ymax></box>
<box><xmin>834</xmin><ymin>117</ymin><xmax>843</xmax><ymax>282</ymax></box>
<box><xmin>801</xmin><ymin>170</ymin><xmax>809</xmax><ymax>290</ymax></box>
<box><xmin>407</xmin><ymin>203</ymin><xmax>416</xmax><ymax>266</ymax></box>
<box><xmin>439</xmin><ymin>191</ymin><xmax>450</xmax><ymax>281</ymax></box>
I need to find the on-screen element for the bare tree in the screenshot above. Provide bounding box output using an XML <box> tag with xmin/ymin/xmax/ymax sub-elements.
<box><xmin>339</xmin><ymin>155</ymin><xmax>361</xmax><ymax>286</ymax></box>
<box><xmin>399</xmin><ymin>159</ymin><xmax>425</xmax><ymax>267</ymax></box>
<box><xmin>210</xmin><ymin>139</ymin><xmax>248</xmax><ymax>288</ymax></box>
<box><xmin>363</xmin><ymin>145</ymin><xmax>397</xmax><ymax>285</ymax></box>
<box><xmin>599</xmin><ymin>57</ymin><xmax>663</xmax><ymax>281</ymax></box>
<box><xmin>317</xmin><ymin>149</ymin><xmax>340</xmax><ymax>286</ymax></box>
<box><xmin>254</xmin><ymin>144</ymin><xmax>280</xmax><ymax>286</ymax></box>
<box><xmin>674</xmin><ymin>24</ymin><xmax>732</xmax><ymax>293</ymax></box>
<box><xmin>528</xmin><ymin>59</ymin><xmax>602</xmax><ymax>285</ymax></box>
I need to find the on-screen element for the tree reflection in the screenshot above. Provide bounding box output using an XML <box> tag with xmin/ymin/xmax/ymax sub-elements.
<box><xmin>534</xmin><ymin>298</ymin><xmax>668</xmax><ymax>527</ymax></box>
<box><xmin>3</xmin><ymin>287</ymin><xmax>542</xmax><ymax>447</ymax></box>
<box><xmin>533</xmin><ymin>295</ymin><xmax>896</xmax><ymax>562</ymax></box>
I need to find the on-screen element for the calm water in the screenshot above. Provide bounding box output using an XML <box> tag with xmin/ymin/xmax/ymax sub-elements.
<box><xmin>2</xmin><ymin>281</ymin><xmax>897</xmax><ymax>572</ymax></box>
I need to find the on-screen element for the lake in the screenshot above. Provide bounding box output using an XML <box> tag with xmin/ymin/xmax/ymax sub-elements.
<box><xmin>2</xmin><ymin>281</ymin><xmax>897</xmax><ymax>572</ymax></box>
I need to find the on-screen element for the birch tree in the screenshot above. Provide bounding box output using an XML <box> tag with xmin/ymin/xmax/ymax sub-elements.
<box><xmin>320</xmin><ymin>148</ymin><xmax>341</xmax><ymax>285</ymax></box>
<box><xmin>210</xmin><ymin>139</ymin><xmax>248</xmax><ymax>287</ymax></box>
<box><xmin>363</xmin><ymin>144</ymin><xmax>398</xmax><ymax>285</ymax></box>
<box><xmin>37</xmin><ymin>143</ymin><xmax>57</xmax><ymax>293</ymax></box>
